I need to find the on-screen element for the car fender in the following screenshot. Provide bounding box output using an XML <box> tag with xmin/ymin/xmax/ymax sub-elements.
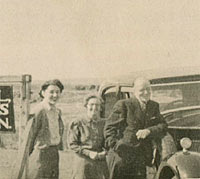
<box><xmin>155</xmin><ymin>151</ymin><xmax>200</xmax><ymax>179</ymax></box>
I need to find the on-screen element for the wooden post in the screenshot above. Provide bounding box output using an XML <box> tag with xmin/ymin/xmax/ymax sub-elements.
<box><xmin>11</xmin><ymin>119</ymin><xmax>34</xmax><ymax>179</ymax></box>
<box><xmin>10</xmin><ymin>74</ymin><xmax>32</xmax><ymax>179</ymax></box>
<box><xmin>21</xmin><ymin>75</ymin><xmax>32</xmax><ymax>179</ymax></box>
<box><xmin>21</xmin><ymin>74</ymin><xmax>32</xmax><ymax>123</ymax></box>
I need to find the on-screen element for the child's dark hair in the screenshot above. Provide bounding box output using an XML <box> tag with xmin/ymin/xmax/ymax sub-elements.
<box><xmin>39</xmin><ymin>79</ymin><xmax>64</xmax><ymax>98</ymax></box>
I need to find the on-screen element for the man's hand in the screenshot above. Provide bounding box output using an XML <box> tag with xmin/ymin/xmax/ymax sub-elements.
<box><xmin>136</xmin><ymin>129</ymin><xmax>150</xmax><ymax>139</ymax></box>
<box><xmin>89</xmin><ymin>151</ymin><xmax>98</xmax><ymax>160</ymax></box>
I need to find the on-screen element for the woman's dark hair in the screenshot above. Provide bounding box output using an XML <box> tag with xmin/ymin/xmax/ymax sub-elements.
<box><xmin>83</xmin><ymin>94</ymin><xmax>104</xmax><ymax>108</ymax></box>
<box><xmin>39</xmin><ymin>79</ymin><xmax>64</xmax><ymax>98</ymax></box>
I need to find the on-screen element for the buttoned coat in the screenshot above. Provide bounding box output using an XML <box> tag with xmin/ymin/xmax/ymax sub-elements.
<box><xmin>27</xmin><ymin>103</ymin><xmax>64</xmax><ymax>179</ymax></box>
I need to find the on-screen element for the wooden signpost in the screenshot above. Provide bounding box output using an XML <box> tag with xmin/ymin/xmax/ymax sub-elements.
<box><xmin>11</xmin><ymin>118</ymin><xmax>34</xmax><ymax>179</ymax></box>
<box><xmin>0</xmin><ymin>86</ymin><xmax>15</xmax><ymax>132</ymax></box>
<box><xmin>0</xmin><ymin>75</ymin><xmax>32</xmax><ymax>179</ymax></box>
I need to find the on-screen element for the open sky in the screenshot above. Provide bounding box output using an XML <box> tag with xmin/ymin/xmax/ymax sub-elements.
<box><xmin>1</xmin><ymin>0</ymin><xmax>200</xmax><ymax>81</ymax></box>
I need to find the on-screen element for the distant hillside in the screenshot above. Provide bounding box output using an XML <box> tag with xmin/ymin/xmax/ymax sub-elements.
<box><xmin>32</xmin><ymin>66</ymin><xmax>200</xmax><ymax>89</ymax></box>
<box><xmin>32</xmin><ymin>77</ymin><xmax>103</xmax><ymax>86</ymax></box>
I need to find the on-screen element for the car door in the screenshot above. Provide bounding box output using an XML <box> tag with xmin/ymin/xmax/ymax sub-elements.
<box><xmin>98</xmin><ymin>84</ymin><xmax>133</xmax><ymax>118</ymax></box>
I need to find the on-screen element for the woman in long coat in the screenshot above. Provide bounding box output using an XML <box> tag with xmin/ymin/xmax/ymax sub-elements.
<box><xmin>27</xmin><ymin>79</ymin><xmax>64</xmax><ymax>179</ymax></box>
<box><xmin>68</xmin><ymin>94</ymin><xmax>109</xmax><ymax>179</ymax></box>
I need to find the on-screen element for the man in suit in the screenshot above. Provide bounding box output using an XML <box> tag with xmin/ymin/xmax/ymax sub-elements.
<box><xmin>104</xmin><ymin>77</ymin><xmax>167</xmax><ymax>179</ymax></box>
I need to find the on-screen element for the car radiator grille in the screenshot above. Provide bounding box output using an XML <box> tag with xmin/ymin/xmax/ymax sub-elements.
<box><xmin>191</xmin><ymin>139</ymin><xmax>200</xmax><ymax>152</ymax></box>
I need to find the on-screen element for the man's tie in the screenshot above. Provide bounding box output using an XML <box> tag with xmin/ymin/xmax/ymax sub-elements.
<box><xmin>141</xmin><ymin>101</ymin><xmax>147</xmax><ymax>112</ymax></box>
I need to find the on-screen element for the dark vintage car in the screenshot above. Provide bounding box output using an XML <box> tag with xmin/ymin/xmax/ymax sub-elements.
<box><xmin>98</xmin><ymin>74</ymin><xmax>200</xmax><ymax>179</ymax></box>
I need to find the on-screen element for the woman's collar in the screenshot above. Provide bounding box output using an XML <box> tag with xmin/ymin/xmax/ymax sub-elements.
<box><xmin>41</xmin><ymin>101</ymin><xmax>56</xmax><ymax>111</ymax></box>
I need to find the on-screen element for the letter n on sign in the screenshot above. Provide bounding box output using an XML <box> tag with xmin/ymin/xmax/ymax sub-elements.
<box><xmin>0</xmin><ymin>86</ymin><xmax>15</xmax><ymax>132</ymax></box>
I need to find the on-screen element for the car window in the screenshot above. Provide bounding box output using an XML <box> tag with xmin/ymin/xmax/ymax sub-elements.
<box><xmin>100</xmin><ymin>82</ymin><xmax>200</xmax><ymax>119</ymax></box>
<box><xmin>102</xmin><ymin>92</ymin><xmax>118</xmax><ymax>118</ymax></box>
<box><xmin>151</xmin><ymin>87</ymin><xmax>183</xmax><ymax>112</ymax></box>
<box><xmin>101</xmin><ymin>86</ymin><xmax>132</xmax><ymax>118</ymax></box>
<box><xmin>151</xmin><ymin>82</ymin><xmax>200</xmax><ymax>112</ymax></box>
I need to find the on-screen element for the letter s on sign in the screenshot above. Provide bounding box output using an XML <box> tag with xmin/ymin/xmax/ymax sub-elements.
<box><xmin>0</xmin><ymin>103</ymin><xmax>9</xmax><ymax>115</ymax></box>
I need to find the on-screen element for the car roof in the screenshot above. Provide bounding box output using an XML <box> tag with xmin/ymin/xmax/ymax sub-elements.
<box><xmin>101</xmin><ymin>74</ymin><xmax>200</xmax><ymax>86</ymax></box>
<box><xmin>102</xmin><ymin>66</ymin><xmax>200</xmax><ymax>85</ymax></box>
<box><xmin>150</xmin><ymin>74</ymin><xmax>200</xmax><ymax>84</ymax></box>
<box><xmin>99</xmin><ymin>66</ymin><xmax>200</xmax><ymax>94</ymax></box>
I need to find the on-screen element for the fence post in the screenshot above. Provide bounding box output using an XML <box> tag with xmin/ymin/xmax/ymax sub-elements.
<box><xmin>21</xmin><ymin>74</ymin><xmax>32</xmax><ymax>179</ymax></box>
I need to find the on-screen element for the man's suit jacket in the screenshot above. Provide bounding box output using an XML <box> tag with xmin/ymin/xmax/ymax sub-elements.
<box><xmin>104</xmin><ymin>96</ymin><xmax>167</xmax><ymax>165</ymax></box>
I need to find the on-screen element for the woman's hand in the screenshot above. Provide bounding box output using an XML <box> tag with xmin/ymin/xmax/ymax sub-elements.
<box><xmin>89</xmin><ymin>151</ymin><xmax>107</xmax><ymax>160</ymax></box>
<box><xmin>97</xmin><ymin>151</ymin><xmax>107</xmax><ymax>160</ymax></box>
<box><xmin>89</xmin><ymin>151</ymin><xmax>98</xmax><ymax>160</ymax></box>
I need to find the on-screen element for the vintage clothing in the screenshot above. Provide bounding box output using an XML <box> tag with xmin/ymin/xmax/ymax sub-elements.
<box><xmin>68</xmin><ymin>118</ymin><xmax>109</xmax><ymax>179</ymax></box>
<box><xmin>104</xmin><ymin>96</ymin><xmax>167</xmax><ymax>179</ymax></box>
<box><xmin>27</xmin><ymin>102</ymin><xmax>64</xmax><ymax>179</ymax></box>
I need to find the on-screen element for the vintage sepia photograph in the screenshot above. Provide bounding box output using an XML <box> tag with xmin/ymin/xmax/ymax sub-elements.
<box><xmin>1</xmin><ymin>0</ymin><xmax>200</xmax><ymax>179</ymax></box>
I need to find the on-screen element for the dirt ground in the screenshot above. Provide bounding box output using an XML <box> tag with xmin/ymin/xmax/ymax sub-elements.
<box><xmin>0</xmin><ymin>149</ymin><xmax>156</xmax><ymax>179</ymax></box>
<box><xmin>60</xmin><ymin>151</ymin><xmax>156</xmax><ymax>179</ymax></box>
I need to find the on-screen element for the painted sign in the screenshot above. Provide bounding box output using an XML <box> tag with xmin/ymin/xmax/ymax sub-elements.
<box><xmin>0</xmin><ymin>86</ymin><xmax>15</xmax><ymax>132</ymax></box>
